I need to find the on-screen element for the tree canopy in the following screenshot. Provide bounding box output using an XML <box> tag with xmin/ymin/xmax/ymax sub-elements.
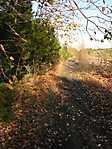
<box><xmin>33</xmin><ymin>0</ymin><xmax>112</xmax><ymax>41</ymax></box>
<box><xmin>0</xmin><ymin>0</ymin><xmax>112</xmax><ymax>82</ymax></box>
<box><xmin>0</xmin><ymin>0</ymin><xmax>60</xmax><ymax>82</ymax></box>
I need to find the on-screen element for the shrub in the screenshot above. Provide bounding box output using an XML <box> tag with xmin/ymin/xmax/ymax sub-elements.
<box><xmin>0</xmin><ymin>1</ymin><xmax>61</xmax><ymax>82</ymax></box>
<box><xmin>0</xmin><ymin>83</ymin><xmax>15</xmax><ymax>122</ymax></box>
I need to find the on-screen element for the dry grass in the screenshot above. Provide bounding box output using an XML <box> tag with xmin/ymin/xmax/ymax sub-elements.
<box><xmin>0</xmin><ymin>48</ymin><xmax>112</xmax><ymax>149</ymax></box>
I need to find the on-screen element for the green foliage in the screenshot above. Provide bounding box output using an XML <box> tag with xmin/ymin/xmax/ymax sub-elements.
<box><xmin>0</xmin><ymin>83</ymin><xmax>15</xmax><ymax>122</ymax></box>
<box><xmin>0</xmin><ymin>0</ymin><xmax>32</xmax><ymax>82</ymax></box>
<box><xmin>0</xmin><ymin>1</ymin><xmax>61</xmax><ymax>82</ymax></box>
<box><xmin>59</xmin><ymin>48</ymin><xmax>72</xmax><ymax>60</ymax></box>
<box><xmin>27</xmin><ymin>19</ymin><xmax>61</xmax><ymax>73</ymax></box>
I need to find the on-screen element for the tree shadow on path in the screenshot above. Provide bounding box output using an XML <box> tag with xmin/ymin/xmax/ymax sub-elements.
<box><xmin>0</xmin><ymin>74</ymin><xmax>112</xmax><ymax>149</ymax></box>
<box><xmin>58</xmin><ymin>76</ymin><xmax>112</xmax><ymax>149</ymax></box>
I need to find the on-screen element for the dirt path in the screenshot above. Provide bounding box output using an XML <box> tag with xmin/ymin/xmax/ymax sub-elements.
<box><xmin>55</xmin><ymin>57</ymin><xmax>112</xmax><ymax>149</ymax></box>
<box><xmin>0</xmin><ymin>54</ymin><xmax>112</xmax><ymax>149</ymax></box>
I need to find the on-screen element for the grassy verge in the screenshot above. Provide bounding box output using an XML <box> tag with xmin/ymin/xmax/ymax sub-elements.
<box><xmin>59</xmin><ymin>48</ymin><xmax>72</xmax><ymax>61</ymax></box>
<box><xmin>0</xmin><ymin>83</ymin><xmax>15</xmax><ymax>122</ymax></box>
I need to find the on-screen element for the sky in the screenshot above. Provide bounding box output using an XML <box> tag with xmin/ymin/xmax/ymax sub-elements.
<box><xmin>58</xmin><ymin>30</ymin><xmax>112</xmax><ymax>49</ymax></box>
<box><xmin>77</xmin><ymin>0</ymin><xmax>112</xmax><ymax>48</ymax></box>
<box><xmin>32</xmin><ymin>0</ymin><xmax>112</xmax><ymax>49</ymax></box>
